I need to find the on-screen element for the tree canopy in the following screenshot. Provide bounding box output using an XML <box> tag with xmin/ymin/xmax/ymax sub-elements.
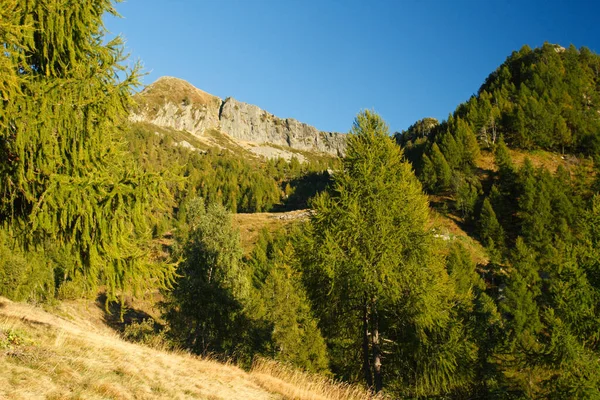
<box><xmin>305</xmin><ymin>110</ymin><xmax>472</xmax><ymax>395</ymax></box>
<box><xmin>0</xmin><ymin>0</ymin><xmax>175</xmax><ymax>304</ymax></box>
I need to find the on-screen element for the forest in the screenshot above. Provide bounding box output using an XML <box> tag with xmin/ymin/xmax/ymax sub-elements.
<box><xmin>2</xmin><ymin>1</ymin><xmax>600</xmax><ymax>399</ymax></box>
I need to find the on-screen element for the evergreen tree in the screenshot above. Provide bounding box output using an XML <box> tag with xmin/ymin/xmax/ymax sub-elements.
<box><xmin>419</xmin><ymin>153</ymin><xmax>437</xmax><ymax>192</ymax></box>
<box><xmin>500</xmin><ymin>238</ymin><xmax>545</xmax><ymax>396</ymax></box>
<box><xmin>440</xmin><ymin>131</ymin><xmax>461</xmax><ymax>170</ymax></box>
<box><xmin>454</xmin><ymin>117</ymin><xmax>480</xmax><ymax>170</ymax></box>
<box><xmin>453</xmin><ymin>173</ymin><xmax>480</xmax><ymax>220</ymax></box>
<box><xmin>163</xmin><ymin>199</ymin><xmax>253</xmax><ymax>359</ymax></box>
<box><xmin>478</xmin><ymin>197</ymin><xmax>505</xmax><ymax>257</ymax></box>
<box><xmin>307</xmin><ymin>111</ymin><xmax>471</xmax><ymax>395</ymax></box>
<box><xmin>0</xmin><ymin>0</ymin><xmax>175</xmax><ymax>305</ymax></box>
<box><xmin>430</xmin><ymin>143</ymin><xmax>452</xmax><ymax>190</ymax></box>
<box><xmin>260</xmin><ymin>242</ymin><xmax>329</xmax><ymax>373</ymax></box>
<box><xmin>494</xmin><ymin>137</ymin><xmax>515</xmax><ymax>182</ymax></box>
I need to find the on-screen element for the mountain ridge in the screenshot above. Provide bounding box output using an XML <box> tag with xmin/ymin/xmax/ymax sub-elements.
<box><xmin>131</xmin><ymin>77</ymin><xmax>346</xmax><ymax>157</ymax></box>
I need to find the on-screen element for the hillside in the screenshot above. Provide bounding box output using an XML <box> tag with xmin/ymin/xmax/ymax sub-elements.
<box><xmin>0</xmin><ymin>297</ymin><xmax>380</xmax><ymax>400</ymax></box>
<box><xmin>131</xmin><ymin>77</ymin><xmax>346</xmax><ymax>161</ymax></box>
<box><xmin>0</xmin><ymin>297</ymin><xmax>274</xmax><ymax>400</ymax></box>
<box><xmin>4</xmin><ymin>3</ymin><xmax>600</xmax><ymax>397</ymax></box>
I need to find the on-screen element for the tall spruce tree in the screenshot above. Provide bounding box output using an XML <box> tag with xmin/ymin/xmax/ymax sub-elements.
<box><xmin>479</xmin><ymin>197</ymin><xmax>505</xmax><ymax>257</ymax></box>
<box><xmin>0</xmin><ymin>1</ymin><xmax>175</xmax><ymax>304</ymax></box>
<box><xmin>306</xmin><ymin>111</ymin><xmax>472</xmax><ymax>395</ymax></box>
<box><xmin>420</xmin><ymin>153</ymin><xmax>438</xmax><ymax>192</ymax></box>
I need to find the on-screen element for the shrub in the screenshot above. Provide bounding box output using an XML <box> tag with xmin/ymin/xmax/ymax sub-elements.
<box><xmin>122</xmin><ymin>318</ymin><xmax>169</xmax><ymax>349</ymax></box>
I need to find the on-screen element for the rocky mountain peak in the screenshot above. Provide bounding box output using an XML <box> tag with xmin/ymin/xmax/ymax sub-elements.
<box><xmin>131</xmin><ymin>77</ymin><xmax>346</xmax><ymax>157</ymax></box>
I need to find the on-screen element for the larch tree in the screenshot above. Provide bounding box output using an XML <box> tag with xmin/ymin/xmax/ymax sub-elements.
<box><xmin>0</xmin><ymin>0</ymin><xmax>175</xmax><ymax>306</ymax></box>
<box><xmin>163</xmin><ymin>198</ymin><xmax>252</xmax><ymax>358</ymax></box>
<box><xmin>306</xmin><ymin>110</ymin><xmax>472</xmax><ymax>395</ymax></box>
<box><xmin>260</xmin><ymin>241</ymin><xmax>329</xmax><ymax>373</ymax></box>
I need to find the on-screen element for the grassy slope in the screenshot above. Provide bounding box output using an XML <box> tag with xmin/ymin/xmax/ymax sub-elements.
<box><xmin>0</xmin><ymin>297</ymin><xmax>381</xmax><ymax>400</ymax></box>
<box><xmin>0</xmin><ymin>297</ymin><xmax>277</xmax><ymax>400</ymax></box>
<box><xmin>232</xmin><ymin>210</ymin><xmax>310</xmax><ymax>254</ymax></box>
<box><xmin>477</xmin><ymin>147</ymin><xmax>594</xmax><ymax>175</ymax></box>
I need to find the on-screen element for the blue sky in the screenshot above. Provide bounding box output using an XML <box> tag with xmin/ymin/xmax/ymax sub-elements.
<box><xmin>105</xmin><ymin>0</ymin><xmax>600</xmax><ymax>134</ymax></box>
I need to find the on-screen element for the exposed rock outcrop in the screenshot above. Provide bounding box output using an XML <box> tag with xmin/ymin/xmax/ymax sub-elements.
<box><xmin>130</xmin><ymin>76</ymin><xmax>221</xmax><ymax>136</ymax></box>
<box><xmin>219</xmin><ymin>97</ymin><xmax>345</xmax><ymax>156</ymax></box>
<box><xmin>131</xmin><ymin>77</ymin><xmax>346</xmax><ymax>156</ymax></box>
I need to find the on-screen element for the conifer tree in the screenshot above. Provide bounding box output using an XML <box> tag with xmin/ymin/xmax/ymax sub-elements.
<box><xmin>440</xmin><ymin>132</ymin><xmax>461</xmax><ymax>170</ymax></box>
<box><xmin>164</xmin><ymin>198</ymin><xmax>252</xmax><ymax>358</ymax></box>
<box><xmin>500</xmin><ymin>238</ymin><xmax>545</xmax><ymax>395</ymax></box>
<box><xmin>479</xmin><ymin>197</ymin><xmax>505</xmax><ymax>256</ymax></box>
<box><xmin>430</xmin><ymin>143</ymin><xmax>452</xmax><ymax>190</ymax></box>
<box><xmin>494</xmin><ymin>137</ymin><xmax>515</xmax><ymax>182</ymax></box>
<box><xmin>307</xmin><ymin>111</ymin><xmax>471</xmax><ymax>395</ymax></box>
<box><xmin>455</xmin><ymin>118</ymin><xmax>480</xmax><ymax>169</ymax></box>
<box><xmin>261</xmin><ymin>242</ymin><xmax>329</xmax><ymax>373</ymax></box>
<box><xmin>453</xmin><ymin>173</ymin><xmax>480</xmax><ymax>220</ymax></box>
<box><xmin>420</xmin><ymin>153</ymin><xmax>437</xmax><ymax>192</ymax></box>
<box><xmin>0</xmin><ymin>0</ymin><xmax>175</xmax><ymax>304</ymax></box>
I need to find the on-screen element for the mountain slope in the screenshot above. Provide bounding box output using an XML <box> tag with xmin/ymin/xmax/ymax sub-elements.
<box><xmin>0</xmin><ymin>296</ymin><xmax>383</xmax><ymax>400</ymax></box>
<box><xmin>0</xmin><ymin>297</ymin><xmax>276</xmax><ymax>400</ymax></box>
<box><xmin>131</xmin><ymin>77</ymin><xmax>346</xmax><ymax>160</ymax></box>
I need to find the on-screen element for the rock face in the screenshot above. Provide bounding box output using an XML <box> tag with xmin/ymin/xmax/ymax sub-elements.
<box><xmin>130</xmin><ymin>76</ymin><xmax>222</xmax><ymax>137</ymax></box>
<box><xmin>219</xmin><ymin>97</ymin><xmax>345</xmax><ymax>155</ymax></box>
<box><xmin>131</xmin><ymin>77</ymin><xmax>346</xmax><ymax>156</ymax></box>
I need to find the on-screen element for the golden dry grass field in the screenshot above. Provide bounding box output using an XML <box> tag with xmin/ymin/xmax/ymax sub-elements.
<box><xmin>0</xmin><ymin>297</ymin><xmax>382</xmax><ymax>400</ymax></box>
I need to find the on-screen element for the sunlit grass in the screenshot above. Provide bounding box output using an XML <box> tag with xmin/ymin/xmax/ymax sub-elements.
<box><xmin>251</xmin><ymin>357</ymin><xmax>389</xmax><ymax>400</ymax></box>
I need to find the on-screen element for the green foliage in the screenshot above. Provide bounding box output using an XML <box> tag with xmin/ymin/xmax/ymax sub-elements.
<box><xmin>419</xmin><ymin>154</ymin><xmax>437</xmax><ymax>192</ymax></box>
<box><xmin>166</xmin><ymin>202</ymin><xmax>329</xmax><ymax>372</ymax></box>
<box><xmin>163</xmin><ymin>198</ymin><xmax>254</xmax><ymax>360</ymax></box>
<box><xmin>478</xmin><ymin>197</ymin><xmax>505</xmax><ymax>258</ymax></box>
<box><xmin>394</xmin><ymin>117</ymin><xmax>439</xmax><ymax>147</ymax></box>
<box><xmin>0</xmin><ymin>0</ymin><xmax>176</xmax><ymax>306</ymax></box>
<box><xmin>122</xmin><ymin>318</ymin><xmax>169</xmax><ymax>349</ymax></box>
<box><xmin>256</xmin><ymin>239</ymin><xmax>329</xmax><ymax>373</ymax></box>
<box><xmin>430</xmin><ymin>143</ymin><xmax>452</xmax><ymax>190</ymax></box>
<box><xmin>126</xmin><ymin>123</ymin><xmax>336</xmax><ymax>214</ymax></box>
<box><xmin>478</xmin><ymin>43</ymin><xmax>600</xmax><ymax>153</ymax></box>
<box><xmin>306</xmin><ymin>110</ymin><xmax>472</xmax><ymax>395</ymax></box>
<box><xmin>0</xmin><ymin>327</ymin><xmax>31</xmax><ymax>349</ymax></box>
<box><xmin>453</xmin><ymin>172</ymin><xmax>480</xmax><ymax>220</ymax></box>
<box><xmin>0</xmin><ymin>229</ymin><xmax>55</xmax><ymax>302</ymax></box>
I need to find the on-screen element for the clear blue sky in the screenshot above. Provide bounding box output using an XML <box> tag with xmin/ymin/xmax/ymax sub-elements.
<box><xmin>104</xmin><ymin>0</ymin><xmax>600</xmax><ymax>134</ymax></box>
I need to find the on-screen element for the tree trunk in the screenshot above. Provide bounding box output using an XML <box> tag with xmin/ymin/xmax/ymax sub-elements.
<box><xmin>362</xmin><ymin>301</ymin><xmax>373</xmax><ymax>388</ymax></box>
<box><xmin>372</xmin><ymin>310</ymin><xmax>383</xmax><ymax>392</ymax></box>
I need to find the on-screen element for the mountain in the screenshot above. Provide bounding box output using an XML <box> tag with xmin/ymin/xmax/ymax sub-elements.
<box><xmin>131</xmin><ymin>77</ymin><xmax>346</xmax><ymax>160</ymax></box>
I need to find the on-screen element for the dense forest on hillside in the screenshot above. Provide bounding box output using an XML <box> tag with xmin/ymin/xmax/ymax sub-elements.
<box><xmin>2</xmin><ymin>1</ymin><xmax>600</xmax><ymax>399</ymax></box>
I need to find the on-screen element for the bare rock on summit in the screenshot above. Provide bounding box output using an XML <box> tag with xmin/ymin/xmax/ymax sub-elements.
<box><xmin>219</xmin><ymin>97</ymin><xmax>346</xmax><ymax>156</ymax></box>
<box><xmin>131</xmin><ymin>77</ymin><xmax>346</xmax><ymax>157</ymax></box>
<box><xmin>130</xmin><ymin>76</ymin><xmax>221</xmax><ymax>136</ymax></box>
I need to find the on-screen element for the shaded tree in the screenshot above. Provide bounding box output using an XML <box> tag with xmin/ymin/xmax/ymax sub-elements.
<box><xmin>163</xmin><ymin>199</ymin><xmax>253</xmax><ymax>359</ymax></box>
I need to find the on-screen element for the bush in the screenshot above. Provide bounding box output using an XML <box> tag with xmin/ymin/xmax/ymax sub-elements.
<box><xmin>122</xmin><ymin>318</ymin><xmax>169</xmax><ymax>349</ymax></box>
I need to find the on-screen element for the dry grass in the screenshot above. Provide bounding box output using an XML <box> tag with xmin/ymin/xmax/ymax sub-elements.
<box><xmin>250</xmin><ymin>358</ymin><xmax>387</xmax><ymax>400</ymax></box>
<box><xmin>232</xmin><ymin>210</ymin><xmax>309</xmax><ymax>254</ymax></box>
<box><xmin>135</xmin><ymin>76</ymin><xmax>222</xmax><ymax>116</ymax></box>
<box><xmin>429</xmin><ymin>208</ymin><xmax>489</xmax><ymax>265</ymax></box>
<box><xmin>0</xmin><ymin>297</ymin><xmax>277</xmax><ymax>400</ymax></box>
<box><xmin>1</xmin><ymin>297</ymin><xmax>388</xmax><ymax>400</ymax></box>
<box><xmin>477</xmin><ymin>148</ymin><xmax>593</xmax><ymax>174</ymax></box>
